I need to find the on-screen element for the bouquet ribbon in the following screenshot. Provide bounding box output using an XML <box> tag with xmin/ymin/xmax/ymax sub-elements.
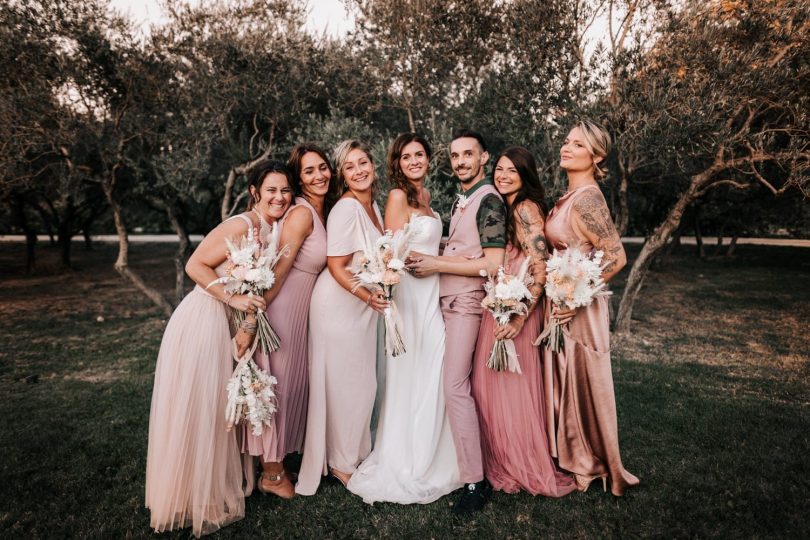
<box><xmin>383</xmin><ymin>298</ymin><xmax>406</xmax><ymax>357</ymax></box>
<box><xmin>487</xmin><ymin>336</ymin><xmax>522</xmax><ymax>374</ymax></box>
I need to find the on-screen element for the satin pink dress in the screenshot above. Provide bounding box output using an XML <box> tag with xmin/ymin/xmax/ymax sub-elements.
<box><xmin>542</xmin><ymin>185</ymin><xmax>639</xmax><ymax>496</ymax></box>
<box><xmin>471</xmin><ymin>245</ymin><xmax>577</xmax><ymax>496</ymax></box>
<box><xmin>242</xmin><ymin>198</ymin><xmax>326</xmax><ymax>469</ymax></box>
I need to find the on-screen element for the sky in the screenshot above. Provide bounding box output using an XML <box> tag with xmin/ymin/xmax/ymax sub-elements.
<box><xmin>109</xmin><ymin>0</ymin><xmax>618</xmax><ymax>58</ymax></box>
<box><xmin>108</xmin><ymin>0</ymin><xmax>355</xmax><ymax>38</ymax></box>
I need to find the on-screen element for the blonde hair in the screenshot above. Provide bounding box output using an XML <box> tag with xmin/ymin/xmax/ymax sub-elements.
<box><xmin>333</xmin><ymin>139</ymin><xmax>375</xmax><ymax>194</ymax></box>
<box><xmin>575</xmin><ymin>118</ymin><xmax>611</xmax><ymax>180</ymax></box>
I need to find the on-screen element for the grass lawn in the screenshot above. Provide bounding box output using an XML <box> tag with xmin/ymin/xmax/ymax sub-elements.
<box><xmin>1</xmin><ymin>241</ymin><xmax>808</xmax><ymax>538</ymax></box>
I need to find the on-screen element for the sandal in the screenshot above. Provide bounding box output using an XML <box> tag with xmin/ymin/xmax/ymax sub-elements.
<box><xmin>258</xmin><ymin>470</ymin><xmax>295</xmax><ymax>499</ymax></box>
<box><xmin>328</xmin><ymin>467</ymin><xmax>352</xmax><ymax>488</ymax></box>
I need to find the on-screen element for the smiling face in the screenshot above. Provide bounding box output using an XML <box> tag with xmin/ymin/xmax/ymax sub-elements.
<box><xmin>299</xmin><ymin>151</ymin><xmax>332</xmax><ymax>199</ymax></box>
<box><xmin>251</xmin><ymin>171</ymin><xmax>293</xmax><ymax>221</ymax></box>
<box><xmin>494</xmin><ymin>155</ymin><xmax>522</xmax><ymax>204</ymax></box>
<box><xmin>399</xmin><ymin>140</ymin><xmax>429</xmax><ymax>183</ymax></box>
<box><xmin>342</xmin><ymin>148</ymin><xmax>375</xmax><ymax>194</ymax></box>
<box><xmin>449</xmin><ymin>136</ymin><xmax>488</xmax><ymax>185</ymax></box>
<box><xmin>560</xmin><ymin>126</ymin><xmax>601</xmax><ymax>173</ymax></box>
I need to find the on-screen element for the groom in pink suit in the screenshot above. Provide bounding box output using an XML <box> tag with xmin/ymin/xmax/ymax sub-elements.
<box><xmin>407</xmin><ymin>129</ymin><xmax>506</xmax><ymax>515</ymax></box>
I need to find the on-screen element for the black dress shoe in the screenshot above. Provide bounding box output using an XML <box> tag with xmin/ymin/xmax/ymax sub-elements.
<box><xmin>452</xmin><ymin>479</ymin><xmax>491</xmax><ymax>516</ymax></box>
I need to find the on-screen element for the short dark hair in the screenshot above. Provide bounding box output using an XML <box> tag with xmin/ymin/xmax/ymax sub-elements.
<box><xmin>451</xmin><ymin>128</ymin><xmax>487</xmax><ymax>152</ymax></box>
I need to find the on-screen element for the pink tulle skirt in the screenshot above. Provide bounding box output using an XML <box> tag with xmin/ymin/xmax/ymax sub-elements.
<box><xmin>145</xmin><ymin>287</ymin><xmax>244</xmax><ymax>537</ymax></box>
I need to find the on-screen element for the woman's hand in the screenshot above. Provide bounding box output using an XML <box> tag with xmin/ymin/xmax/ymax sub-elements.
<box><xmin>494</xmin><ymin>315</ymin><xmax>525</xmax><ymax>340</ymax></box>
<box><xmin>551</xmin><ymin>305</ymin><xmax>576</xmax><ymax>325</ymax></box>
<box><xmin>365</xmin><ymin>288</ymin><xmax>390</xmax><ymax>314</ymax></box>
<box><xmin>234</xmin><ymin>326</ymin><xmax>256</xmax><ymax>357</ymax></box>
<box><xmin>228</xmin><ymin>294</ymin><xmax>266</xmax><ymax>314</ymax></box>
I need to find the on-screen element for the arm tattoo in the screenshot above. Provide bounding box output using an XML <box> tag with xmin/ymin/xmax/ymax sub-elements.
<box><xmin>573</xmin><ymin>189</ymin><xmax>623</xmax><ymax>273</ymax></box>
<box><xmin>515</xmin><ymin>201</ymin><xmax>548</xmax><ymax>315</ymax></box>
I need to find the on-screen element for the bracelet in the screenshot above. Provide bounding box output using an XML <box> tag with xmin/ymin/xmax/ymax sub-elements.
<box><xmin>365</xmin><ymin>291</ymin><xmax>372</xmax><ymax>305</ymax></box>
<box><xmin>225</xmin><ymin>292</ymin><xmax>235</xmax><ymax>307</ymax></box>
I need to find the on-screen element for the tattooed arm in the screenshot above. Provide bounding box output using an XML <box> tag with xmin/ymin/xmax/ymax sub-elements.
<box><xmin>515</xmin><ymin>200</ymin><xmax>548</xmax><ymax>314</ymax></box>
<box><xmin>570</xmin><ymin>187</ymin><xmax>626</xmax><ymax>283</ymax></box>
<box><xmin>493</xmin><ymin>200</ymin><xmax>548</xmax><ymax>341</ymax></box>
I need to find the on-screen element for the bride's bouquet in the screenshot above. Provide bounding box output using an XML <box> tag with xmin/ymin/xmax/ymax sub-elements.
<box><xmin>534</xmin><ymin>246</ymin><xmax>612</xmax><ymax>353</ymax></box>
<box><xmin>207</xmin><ymin>221</ymin><xmax>289</xmax><ymax>354</ymax></box>
<box><xmin>353</xmin><ymin>218</ymin><xmax>417</xmax><ymax>357</ymax></box>
<box><xmin>480</xmin><ymin>259</ymin><xmax>535</xmax><ymax>373</ymax></box>
<box><xmin>224</xmin><ymin>341</ymin><xmax>278</xmax><ymax>435</ymax></box>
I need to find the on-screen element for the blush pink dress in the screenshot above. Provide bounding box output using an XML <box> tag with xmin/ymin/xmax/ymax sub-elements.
<box><xmin>471</xmin><ymin>244</ymin><xmax>577</xmax><ymax>496</ymax></box>
<box><xmin>145</xmin><ymin>215</ymin><xmax>254</xmax><ymax>537</ymax></box>
<box><xmin>296</xmin><ymin>198</ymin><xmax>383</xmax><ymax>496</ymax></box>
<box><xmin>242</xmin><ymin>198</ymin><xmax>326</xmax><ymax>472</ymax></box>
<box><xmin>542</xmin><ymin>185</ymin><xmax>639</xmax><ymax>496</ymax></box>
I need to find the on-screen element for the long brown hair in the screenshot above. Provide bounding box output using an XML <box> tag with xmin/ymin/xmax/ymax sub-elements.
<box><xmin>287</xmin><ymin>142</ymin><xmax>340</xmax><ymax>216</ymax></box>
<box><xmin>495</xmin><ymin>146</ymin><xmax>547</xmax><ymax>247</ymax></box>
<box><xmin>387</xmin><ymin>132</ymin><xmax>432</xmax><ymax>208</ymax></box>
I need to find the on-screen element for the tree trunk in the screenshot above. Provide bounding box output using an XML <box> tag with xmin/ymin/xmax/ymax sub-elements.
<box><xmin>713</xmin><ymin>223</ymin><xmax>726</xmax><ymax>257</ymax></box>
<box><xmin>221</xmin><ymin>167</ymin><xmax>239</xmax><ymax>222</ymax></box>
<box><xmin>615</xmin><ymin>155</ymin><xmax>630</xmax><ymax>236</ymax></box>
<box><xmin>221</xmin><ymin>125</ymin><xmax>276</xmax><ymax>221</ymax></box>
<box><xmin>82</xmin><ymin>229</ymin><xmax>93</xmax><ymax>251</ymax></box>
<box><xmin>102</xmin><ymin>182</ymin><xmax>173</xmax><ymax>317</ymax></box>
<box><xmin>694</xmin><ymin>205</ymin><xmax>706</xmax><ymax>259</ymax></box>
<box><xmin>57</xmin><ymin>224</ymin><xmax>72</xmax><ymax>269</ymax></box>
<box><xmin>726</xmin><ymin>234</ymin><xmax>739</xmax><ymax>257</ymax></box>
<box><xmin>11</xmin><ymin>195</ymin><xmax>37</xmax><ymax>273</ymax></box>
<box><xmin>149</xmin><ymin>195</ymin><xmax>192</xmax><ymax>306</ymax></box>
<box><xmin>56</xmin><ymin>200</ymin><xmax>75</xmax><ymax>269</ymax></box>
<box><xmin>615</xmin><ymin>168</ymin><xmax>714</xmax><ymax>334</ymax></box>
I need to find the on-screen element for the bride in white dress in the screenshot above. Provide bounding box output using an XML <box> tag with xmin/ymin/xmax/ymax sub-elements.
<box><xmin>347</xmin><ymin>134</ymin><xmax>461</xmax><ymax>504</ymax></box>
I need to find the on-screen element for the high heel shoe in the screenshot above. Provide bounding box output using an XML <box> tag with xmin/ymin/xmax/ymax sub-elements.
<box><xmin>328</xmin><ymin>467</ymin><xmax>351</xmax><ymax>488</ymax></box>
<box><xmin>575</xmin><ymin>474</ymin><xmax>607</xmax><ymax>493</ymax></box>
<box><xmin>258</xmin><ymin>471</ymin><xmax>295</xmax><ymax>499</ymax></box>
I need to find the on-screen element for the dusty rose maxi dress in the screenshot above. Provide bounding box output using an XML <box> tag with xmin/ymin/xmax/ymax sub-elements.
<box><xmin>471</xmin><ymin>245</ymin><xmax>577</xmax><ymax>496</ymax></box>
<box><xmin>542</xmin><ymin>185</ymin><xmax>639</xmax><ymax>496</ymax></box>
<box><xmin>241</xmin><ymin>198</ymin><xmax>326</xmax><ymax>483</ymax></box>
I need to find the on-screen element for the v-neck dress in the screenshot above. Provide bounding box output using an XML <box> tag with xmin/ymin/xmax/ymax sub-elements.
<box><xmin>296</xmin><ymin>198</ymin><xmax>384</xmax><ymax>495</ymax></box>
<box><xmin>242</xmin><ymin>198</ymin><xmax>327</xmax><ymax>471</ymax></box>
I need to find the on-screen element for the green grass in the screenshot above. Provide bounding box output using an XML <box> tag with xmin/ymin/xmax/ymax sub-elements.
<box><xmin>0</xmin><ymin>242</ymin><xmax>808</xmax><ymax>538</ymax></box>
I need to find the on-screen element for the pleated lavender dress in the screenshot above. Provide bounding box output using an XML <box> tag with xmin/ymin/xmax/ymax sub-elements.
<box><xmin>542</xmin><ymin>185</ymin><xmax>639</xmax><ymax>496</ymax></box>
<box><xmin>145</xmin><ymin>216</ymin><xmax>255</xmax><ymax>537</ymax></box>
<box><xmin>242</xmin><ymin>198</ymin><xmax>326</xmax><ymax>467</ymax></box>
<box><xmin>296</xmin><ymin>198</ymin><xmax>383</xmax><ymax>496</ymax></box>
<box><xmin>471</xmin><ymin>245</ymin><xmax>577</xmax><ymax>497</ymax></box>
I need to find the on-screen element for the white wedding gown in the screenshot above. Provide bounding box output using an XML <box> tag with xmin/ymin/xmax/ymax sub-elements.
<box><xmin>347</xmin><ymin>213</ymin><xmax>462</xmax><ymax>504</ymax></box>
